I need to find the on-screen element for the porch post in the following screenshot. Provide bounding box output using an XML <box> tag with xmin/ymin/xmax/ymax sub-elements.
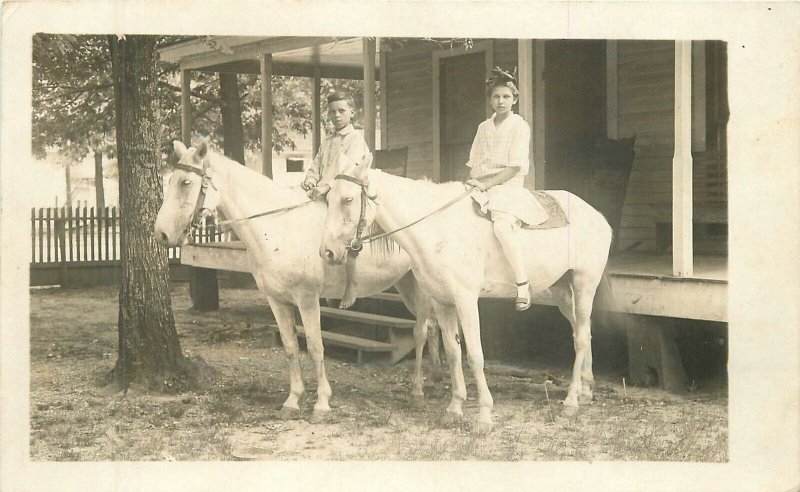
<box><xmin>379</xmin><ymin>38</ymin><xmax>389</xmax><ymax>150</ymax></box>
<box><xmin>260</xmin><ymin>53</ymin><xmax>274</xmax><ymax>178</ymax></box>
<box><xmin>518</xmin><ymin>39</ymin><xmax>535</xmax><ymax>190</ymax></box>
<box><xmin>362</xmin><ymin>37</ymin><xmax>377</xmax><ymax>150</ymax></box>
<box><xmin>606</xmin><ymin>40</ymin><xmax>619</xmax><ymax>139</ymax></box>
<box><xmin>673</xmin><ymin>40</ymin><xmax>693</xmax><ymax>277</ymax></box>
<box><xmin>692</xmin><ymin>41</ymin><xmax>707</xmax><ymax>152</ymax></box>
<box><xmin>533</xmin><ymin>40</ymin><xmax>546</xmax><ymax>189</ymax></box>
<box><xmin>181</xmin><ymin>68</ymin><xmax>192</xmax><ymax>144</ymax></box>
<box><xmin>313</xmin><ymin>66</ymin><xmax>322</xmax><ymax>156</ymax></box>
<box><xmin>182</xmin><ymin>66</ymin><xmax>218</xmax><ymax>311</ymax></box>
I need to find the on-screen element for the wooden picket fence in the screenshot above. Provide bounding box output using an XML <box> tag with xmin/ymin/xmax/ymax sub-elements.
<box><xmin>30</xmin><ymin>207</ymin><xmax>225</xmax><ymax>286</ymax></box>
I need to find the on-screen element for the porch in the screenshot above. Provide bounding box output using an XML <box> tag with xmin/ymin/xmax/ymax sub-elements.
<box><xmin>179</xmin><ymin>241</ymin><xmax>727</xmax><ymax>323</ymax></box>
<box><xmin>159</xmin><ymin>36</ymin><xmax>729</xmax><ymax>388</ymax></box>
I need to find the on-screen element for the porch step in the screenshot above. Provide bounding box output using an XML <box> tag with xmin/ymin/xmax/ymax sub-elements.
<box><xmin>367</xmin><ymin>292</ymin><xmax>404</xmax><ymax>303</ymax></box>
<box><xmin>268</xmin><ymin>324</ymin><xmax>397</xmax><ymax>365</ymax></box>
<box><xmin>319</xmin><ymin>306</ymin><xmax>415</xmax><ymax>330</ymax></box>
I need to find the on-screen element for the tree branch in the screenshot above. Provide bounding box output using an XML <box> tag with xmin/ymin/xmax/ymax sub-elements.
<box><xmin>157</xmin><ymin>80</ymin><xmax>222</xmax><ymax>104</ymax></box>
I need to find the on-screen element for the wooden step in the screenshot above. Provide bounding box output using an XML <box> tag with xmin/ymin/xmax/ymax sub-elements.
<box><xmin>319</xmin><ymin>306</ymin><xmax>416</xmax><ymax>329</ymax></box>
<box><xmin>268</xmin><ymin>324</ymin><xmax>397</xmax><ymax>365</ymax></box>
<box><xmin>294</xmin><ymin>325</ymin><xmax>396</xmax><ymax>352</ymax></box>
<box><xmin>368</xmin><ymin>292</ymin><xmax>404</xmax><ymax>303</ymax></box>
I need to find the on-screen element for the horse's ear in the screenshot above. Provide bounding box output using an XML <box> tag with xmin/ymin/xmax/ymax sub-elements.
<box><xmin>173</xmin><ymin>140</ymin><xmax>188</xmax><ymax>157</ymax></box>
<box><xmin>354</xmin><ymin>154</ymin><xmax>370</xmax><ymax>179</ymax></box>
<box><xmin>195</xmin><ymin>140</ymin><xmax>208</xmax><ymax>160</ymax></box>
<box><xmin>362</xmin><ymin>152</ymin><xmax>374</xmax><ymax>170</ymax></box>
<box><xmin>364</xmin><ymin>170</ymin><xmax>377</xmax><ymax>199</ymax></box>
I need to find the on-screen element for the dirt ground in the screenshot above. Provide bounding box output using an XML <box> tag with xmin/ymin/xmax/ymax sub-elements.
<box><xmin>29</xmin><ymin>284</ymin><xmax>727</xmax><ymax>462</ymax></box>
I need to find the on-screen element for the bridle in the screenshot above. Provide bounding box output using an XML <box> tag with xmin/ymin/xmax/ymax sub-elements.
<box><xmin>171</xmin><ymin>161</ymin><xmax>313</xmax><ymax>243</ymax></box>
<box><xmin>333</xmin><ymin>173</ymin><xmax>472</xmax><ymax>257</ymax></box>
<box><xmin>172</xmin><ymin>162</ymin><xmax>215</xmax><ymax>244</ymax></box>
<box><xmin>334</xmin><ymin>174</ymin><xmax>377</xmax><ymax>256</ymax></box>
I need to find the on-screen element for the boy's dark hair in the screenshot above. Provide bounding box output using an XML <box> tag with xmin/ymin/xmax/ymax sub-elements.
<box><xmin>485</xmin><ymin>66</ymin><xmax>519</xmax><ymax>97</ymax></box>
<box><xmin>327</xmin><ymin>90</ymin><xmax>355</xmax><ymax>108</ymax></box>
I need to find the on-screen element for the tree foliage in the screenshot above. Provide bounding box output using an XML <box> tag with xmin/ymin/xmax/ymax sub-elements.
<box><xmin>32</xmin><ymin>34</ymin><xmax>375</xmax><ymax>169</ymax></box>
<box><xmin>32</xmin><ymin>35</ymin><xmax>115</xmax><ymax>162</ymax></box>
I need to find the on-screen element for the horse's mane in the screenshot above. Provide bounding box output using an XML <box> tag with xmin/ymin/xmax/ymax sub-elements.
<box><xmin>370</xmin><ymin>169</ymin><xmax>466</xmax><ymax>193</ymax></box>
<box><xmin>369</xmin><ymin>169</ymin><xmax>470</xmax><ymax>213</ymax></box>
<box><xmin>206</xmin><ymin>149</ymin><xmax>306</xmax><ymax>204</ymax></box>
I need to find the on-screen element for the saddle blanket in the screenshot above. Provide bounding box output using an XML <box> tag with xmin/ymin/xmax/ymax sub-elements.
<box><xmin>524</xmin><ymin>190</ymin><xmax>569</xmax><ymax>230</ymax></box>
<box><xmin>471</xmin><ymin>189</ymin><xmax>568</xmax><ymax>230</ymax></box>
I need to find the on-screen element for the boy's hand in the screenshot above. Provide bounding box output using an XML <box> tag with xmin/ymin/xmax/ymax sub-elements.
<box><xmin>465</xmin><ymin>178</ymin><xmax>488</xmax><ymax>192</ymax></box>
<box><xmin>301</xmin><ymin>178</ymin><xmax>316</xmax><ymax>191</ymax></box>
<box><xmin>308</xmin><ymin>184</ymin><xmax>330</xmax><ymax>200</ymax></box>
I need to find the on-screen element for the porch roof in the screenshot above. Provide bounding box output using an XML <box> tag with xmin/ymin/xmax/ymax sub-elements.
<box><xmin>158</xmin><ymin>36</ymin><xmax>378</xmax><ymax>79</ymax></box>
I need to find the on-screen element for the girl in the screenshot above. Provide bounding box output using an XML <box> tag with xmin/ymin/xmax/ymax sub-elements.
<box><xmin>465</xmin><ymin>67</ymin><xmax>546</xmax><ymax>311</ymax></box>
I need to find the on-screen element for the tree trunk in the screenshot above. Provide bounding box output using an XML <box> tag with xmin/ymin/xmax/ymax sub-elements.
<box><xmin>94</xmin><ymin>149</ymin><xmax>106</xmax><ymax>210</ymax></box>
<box><xmin>220</xmin><ymin>72</ymin><xmax>245</xmax><ymax>165</ymax></box>
<box><xmin>108</xmin><ymin>35</ymin><xmax>193</xmax><ymax>392</ymax></box>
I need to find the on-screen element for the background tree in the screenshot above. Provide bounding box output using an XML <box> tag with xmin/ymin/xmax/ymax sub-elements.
<box><xmin>32</xmin><ymin>35</ymin><xmax>115</xmax><ymax>208</ymax></box>
<box><xmin>33</xmin><ymin>34</ymin><xmax>379</xmax><ymax>189</ymax></box>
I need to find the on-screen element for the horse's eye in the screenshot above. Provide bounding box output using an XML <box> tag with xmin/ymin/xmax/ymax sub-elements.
<box><xmin>344</xmin><ymin>197</ymin><xmax>354</xmax><ymax>204</ymax></box>
<box><xmin>182</xmin><ymin>179</ymin><xmax>192</xmax><ymax>186</ymax></box>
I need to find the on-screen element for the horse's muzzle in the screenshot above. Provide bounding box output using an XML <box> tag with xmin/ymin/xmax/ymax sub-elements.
<box><xmin>155</xmin><ymin>230</ymin><xmax>170</xmax><ymax>246</ymax></box>
<box><xmin>153</xmin><ymin>221</ymin><xmax>187</xmax><ymax>247</ymax></box>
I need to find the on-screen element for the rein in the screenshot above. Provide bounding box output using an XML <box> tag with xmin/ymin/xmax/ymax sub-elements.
<box><xmin>215</xmin><ymin>199</ymin><xmax>313</xmax><ymax>227</ymax></box>
<box><xmin>334</xmin><ymin>173</ymin><xmax>472</xmax><ymax>255</ymax></box>
<box><xmin>172</xmin><ymin>163</ymin><xmax>312</xmax><ymax>239</ymax></box>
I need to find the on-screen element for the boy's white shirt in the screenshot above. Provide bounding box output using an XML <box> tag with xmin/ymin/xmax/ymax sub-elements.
<box><xmin>306</xmin><ymin>124</ymin><xmax>370</xmax><ymax>187</ymax></box>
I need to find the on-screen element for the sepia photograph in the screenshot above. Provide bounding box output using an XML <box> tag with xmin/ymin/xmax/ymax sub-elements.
<box><xmin>2</xmin><ymin>1</ymin><xmax>799</xmax><ymax>491</ymax></box>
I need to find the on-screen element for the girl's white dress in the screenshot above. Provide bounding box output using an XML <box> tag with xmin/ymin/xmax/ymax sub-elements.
<box><xmin>466</xmin><ymin>112</ymin><xmax>547</xmax><ymax>226</ymax></box>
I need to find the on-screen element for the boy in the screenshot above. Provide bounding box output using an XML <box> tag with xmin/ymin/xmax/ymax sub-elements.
<box><xmin>302</xmin><ymin>91</ymin><xmax>371</xmax><ymax>309</ymax></box>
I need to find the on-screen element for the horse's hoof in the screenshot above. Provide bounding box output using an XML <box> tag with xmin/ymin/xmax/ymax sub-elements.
<box><xmin>278</xmin><ymin>406</ymin><xmax>301</xmax><ymax>420</ymax></box>
<box><xmin>560</xmin><ymin>404</ymin><xmax>579</xmax><ymax>418</ymax></box>
<box><xmin>578</xmin><ymin>393</ymin><xmax>593</xmax><ymax>405</ymax></box>
<box><xmin>409</xmin><ymin>394</ymin><xmax>426</xmax><ymax>409</ymax></box>
<box><xmin>472</xmin><ymin>420</ymin><xmax>493</xmax><ymax>435</ymax></box>
<box><xmin>309</xmin><ymin>409</ymin><xmax>331</xmax><ymax>423</ymax></box>
<box><xmin>441</xmin><ymin>411</ymin><xmax>463</xmax><ymax>426</ymax></box>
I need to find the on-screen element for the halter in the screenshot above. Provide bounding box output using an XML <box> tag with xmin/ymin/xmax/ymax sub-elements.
<box><xmin>333</xmin><ymin>173</ymin><xmax>472</xmax><ymax>257</ymax></box>
<box><xmin>172</xmin><ymin>161</ymin><xmax>314</xmax><ymax>242</ymax></box>
<box><xmin>171</xmin><ymin>162</ymin><xmax>215</xmax><ymax>244</ymax></box>
<box><xmin>334</xmin><ymin>174</ymin><xmax>376</xmax><ymax>255</ymax></box>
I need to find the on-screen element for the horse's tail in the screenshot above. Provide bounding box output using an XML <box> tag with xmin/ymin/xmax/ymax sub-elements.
<box><xmin>595</xmin><ymin>270</ymin><xmax>617</xmax><ymax>313</ymax></box>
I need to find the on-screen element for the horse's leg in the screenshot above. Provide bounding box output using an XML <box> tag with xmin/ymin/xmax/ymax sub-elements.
<box><xmin>575</xmin><ymin>278</ymin><xmax>600</xmax><ymax>404</ymax></box>
<box><xmin>268</xmin><ymin>297</ymin><xmax>305</xmax><ymax>418</ymax></box>
<box><xmin>296</xmin><ymin>296</ymin><xmax>333</xmax><ymax>422</ymax></box>
<box><xmin>561</xmin><ymin>275</ymin><xmax>596</xmax><ymax>415</ymax></box>
<box><xmin>454</xmin><ymin>296</ymin><xmax>494</xmax><ymax>434</ymax></box>
<box><xmin>433</xmin><ymin>300</ymin><xmax>467</xmax><ymax>425</ymax></box>
<box><xmin>393</xmin><ymin>272</ymin><xmax>427</xmax><ymax>401</ymax></box>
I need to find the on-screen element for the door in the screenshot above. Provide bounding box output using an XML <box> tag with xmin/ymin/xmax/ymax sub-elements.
<box><xmin>544</xmin><ymin>40</ymin><xmax>607</xmax><ymax>192</ymax></box>
<box><xmin>439</xmin><ymin>52</ymin><xmax>487</xmax><ymax>183</ymax></box>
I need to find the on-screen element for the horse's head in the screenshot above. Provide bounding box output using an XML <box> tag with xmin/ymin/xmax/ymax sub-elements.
<box><xmin>319</xmin><ymin>155</ymin><xmax>378</xmax><ymax>265</ymax></box>
<box><xmin>153</xmin><ymin>140</ymin><xmax>221</xmax><ymax>247</ymax></box>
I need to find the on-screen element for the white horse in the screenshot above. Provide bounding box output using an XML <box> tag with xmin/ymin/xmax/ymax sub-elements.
<box><xmin>320</xmin><ymin>166</ymin><xmax>613</xmax><ymax>433</ymax></box>
<box><xmin>153</xmin><ymin>141</ymin><xmax>439</xmax><ymax>422</ymax></box>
